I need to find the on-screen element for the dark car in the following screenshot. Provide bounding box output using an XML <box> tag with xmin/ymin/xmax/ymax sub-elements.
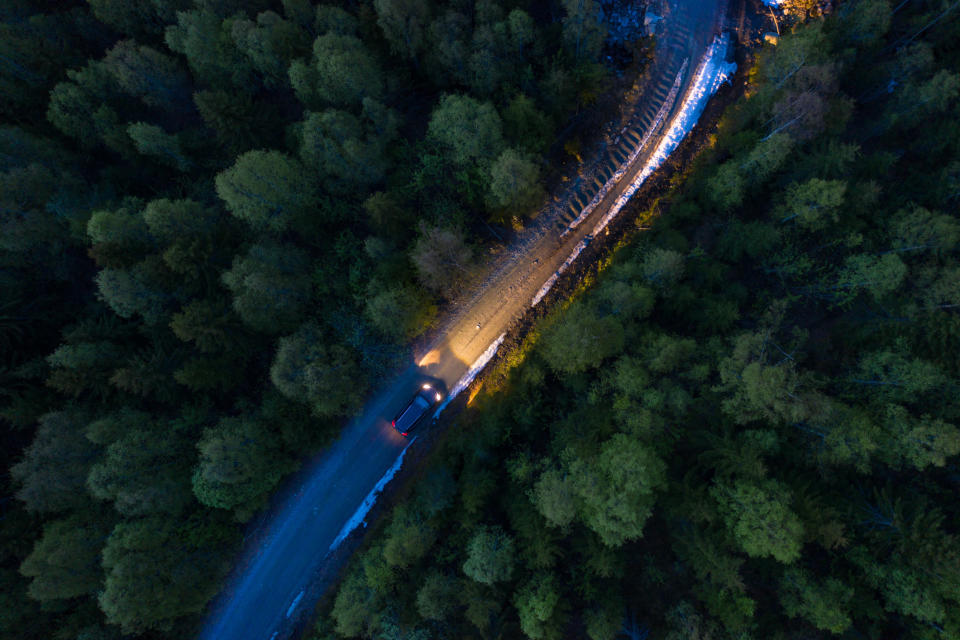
<box><xmin>392</xmin><ymin>384</ymin><xmax>442</xmax><ymax>436</ymax></box>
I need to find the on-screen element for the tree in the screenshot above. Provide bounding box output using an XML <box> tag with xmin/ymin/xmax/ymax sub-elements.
<box><xmin>540</xmin><ymin>300</ymin><xmax>625</xmax><ymax>374</ymax></box>
<box><xmin>11</xmin><ymin>411</ymin><xmax>98</xmax><ymax>513</ymax></box>
<box><xmin>99</xmin><ymin>40</ymin><xmax>192</xmax><ymax>114</ymax></box>
<box><xmin>707</xmin><ymin>162</ymin><xmax>745</xmax><ymax>211</ymax></box>
<box><xmin>779</xmin><ymin>569</ymin><xmax>853</xmax><ymax>634</ymax></box>
<box><xmin>463</xmin><ymin>526</ymin><xmax>516</xmax><ymax>585</ymax></box>
<box><xmin>270</xmin><ymin>322</ymin><xmax>365</xmax><ymax>416</ymax></box>
<box><xmin>718</xmin><ymin>329</ymin><xmax>811</xmax><ymax>426</ymax></box>
<box><xmin>776</xmin><ymin>178</ymin><xmax>846</xmax><ymax>230</ymax></box>
<box><xmin>889</xmin><ymin>205</ymin><xmax>960</xmax><ymax>255</ymax></box>
<box><xmin>312</xmin><ymin>5</ymin><xmax>359</xmax><ymax>35</ymax></box>
<box><xmin>214</xmin><ymin>150</ymin><xmax>318</xmax><ymax>233</ymax></box>
<box><xmin>364</xmin><ymin>282</ymin><xmax>436</xmax><ymax>340</ymax></box>
<box><xmin>488</xmin><ymin>149</ymin><xmax>544</xmax><ymax>214</ymax></box>
<box><xmin>640</xmin><ymin>248</ymin><xmax>686</xmax><ymax>288</ymax></box>
<box><xmin>230</xmin><ymin>11</ymin><xmax>310</xmax><ymax>90</ymax></box>
<box><xmin>503</xmin><ymin>94</ymin><xmax>553</xmax><ymax>153</ymax></box>
<box><xmin>569</xmin><ymin>434</ymin><xmax>666</xmax><ymax>546</ymax></box>
<box><xmin>221</xmin><ymin>242</ymin><xmax>312</xmax><ymax>334</ymax></box>
<box><xmin>424</xmin><ymin>9</ymin><xmax>471</xmax><ymax>86</ymax></box>
<box><xmin>88</xmin><ymin>426</ymin><xmax>193</xmax><ymax>516</ymax></box>
<box><xmin>411</xmin><ymin>225</ymin><xmax>474</xmax><ymax>294</ymax></box>
<box><xmin>852</xmin><ymin>349</ymin><xmax>944</xmax><ymax>402</ymax></box>
<box><xmin>192</xmin><ymin>416</ymin><xmax>294</xmax><ymax>519</ymax></box>
<box><xmin>0</xmin><ymin>163</ymin><xmax>70</xmax><ymax>256</ymax></box>
<box><xmin>290</xmin><ymin>34</ymin><xmax>383</xmax><ymax>109</ymax></box>
<box><xmin>839</xmin><ymin>0</ymin><xmax>892</xmax><ymax>46</ymax></box>
<box><xmin>194</xmin><ymin>89</ymin><xmax>267</xmax><ymax>155</ymax></box>
<box><xmin>713</xmin><ymin>479</ymin><xmax>804</xmax><ymax>563</ymax></box>
<box><xmin>86</xmin><ymin>198</ymin><xmax>153</xmax><ymax>266</ymax></box>
<box><xmin>532</xmin><ymin>468</ymin><xmax>576</xmax><ymax>528</ymax></box>
<box><xmin>331</xmin><ymin>568</ymin><xmax>382</xmax><ymax>637</ymax></box>
<box><xmin>830</xmin><ymin>253</ymin><xmax>907</xmax><ymax>304</ymax></box>
<box><xmin>299</xmin><ymin>109</ymin><xmax>389</xmax><ymax>193</ymax></box>
<box><xmin>94</xmin><ymin>257</ymin><xmax>172</xmax><ymax>326</ymax></box>
<box><xmin>416</xmin><ymin>570</ymin><xmax>457</xmax><ymax>621</ymax></box>
<box><xmin>382</xmin><ymin>504</ymin><xmax>436</xmax><ymax>567</ymax></box>
<box><xmin>514</xmin><ymin>573</ymin><xmax>565</xmax><ymax>639</ymax></box>
<box><xmin>19</xmin><ymin>514</ymin><xmax>110</xmax><ymax>602</ymax></box>
<box><xmin>126</xmin><ymin>122</ymin><xmax>191</xmax><ymax>171</ymax></box>
<box><xmin>584</xmin><ymin>597</ymin><xmax>624</xmax><ymax>640</ymax></box>
<box><xmin>427</xmin><ymin>94</ymin><xmax>505</xmax><ymax>166</ymax></box>
<box><xmin>374</xmin><ymin>0</ymin><xmax>430</xmax><ymax>63</ymax></box>
<box><xmin>99</xmin><ymin>513</ymin><xmax>232</xmax><ymax>633</ymax></box>
<box><xmin>165</xmin><ymin>10</ymin><xmax>253</xmax><ymax>90</ymax></box>
<box><xmin>881</xmin><ymin>405</ymin><xmax>960</xmax><ymax>470</ymax></box>
<box><xmin>561</xmin><ymin>0</ymin><xmax>606</xmax><ymax>63</ymax></box>
<box><xmin>170</xmin><ymin>296</ymin><xmax>245</xmax><ymax>354</ymax></box>
<box><xmin>88</xmin><ymin>0</ymin><xmax>178</xmax><ymax>38</ymax></box>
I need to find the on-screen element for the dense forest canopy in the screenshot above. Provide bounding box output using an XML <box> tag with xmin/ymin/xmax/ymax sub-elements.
<box><xmin>3</xmin><ymin>0</ymin><xmax>960</xmax><ymax>639</ymax></box>
<box><xmin>309</xmin><ymin>0</ymin><xmax>960</xmax><ymax>639</ymax></box>
<box><xmin>0</xmin><ymin>0</ymin><xmax>621</xmax><ymax>637</ymax></box>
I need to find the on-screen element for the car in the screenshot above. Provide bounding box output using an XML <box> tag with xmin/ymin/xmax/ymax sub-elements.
<box><xmin>392</xmin><ymin>383</ymin><xmax>443</xmax><ymax>436</ymax></box>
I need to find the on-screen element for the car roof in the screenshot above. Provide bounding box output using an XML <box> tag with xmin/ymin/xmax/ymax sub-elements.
<box><xmin>394</xmin><ymin>393</ymin><xmax>431</xmax><ymax>432</ymax></box>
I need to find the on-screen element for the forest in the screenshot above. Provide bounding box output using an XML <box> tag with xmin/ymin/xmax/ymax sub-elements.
<box><xmin>310</xmin><ymin>0</ymin><xmax>960</xmax><ymax>638</ymax></box>
<box><xmin>0</xmin><ymin>0</ymin><xmax>619</xmax><ymax>638</ymax></box>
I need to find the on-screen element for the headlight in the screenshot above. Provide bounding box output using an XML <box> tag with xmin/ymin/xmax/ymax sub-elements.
<box><xmin>422</xmin><ymin>383</ymin><xmax>432</xmax><ymax>390</ymax></box>
<box><xmin>435</xmin><ymin>392</ymin><xmax>442</xmax><ymax>402</ymax></box>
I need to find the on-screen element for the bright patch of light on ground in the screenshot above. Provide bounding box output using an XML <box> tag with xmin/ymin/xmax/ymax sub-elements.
<box><xmin>592</xmin><ymin>33</ymin><xmax>737</xmax><ymax>237</ymax></box>
<box><xmin>328</xmin><ymin>436</ymin><xmax>417</xmax><ymax>552</ymax></box>
<box><xmin>433</xmin><ymin>333</ymin><xmax>506</xmax><ymax>417</ymax></box>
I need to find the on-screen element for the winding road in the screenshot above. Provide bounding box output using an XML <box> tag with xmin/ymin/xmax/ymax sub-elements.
<box><xmin>199</xmin><ymin>0</ymin><xmax>732</xmax><ymax>638</ymax></box>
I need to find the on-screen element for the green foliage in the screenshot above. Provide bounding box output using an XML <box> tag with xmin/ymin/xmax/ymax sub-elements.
<box><xmin>514</xmin><ymin>572</ymin><xmax>564</xmax><ymax>639</ymax></box>
<box><xmin>88</xmin><ymin>426</ymin><xmax>193</xmax><ymax>517</ymax></box>
<box><xmin>779</xmin><ymin>569</ymin><xmax>853</xmax><ymax>634</ymax></box>
<box><xmin>373</xmin><ymin>0</ymin><xmax>430</xmax><ymax>62</ymax></box>
<box><xmin>99</xmin><ymin>513</ymin><xmax>232</xmax><ymax>633</ymax></box>
<box><xmin>192</xmin><ymin>416</ymin><xmax>294</xmax><ymax>519</ymax></box>
<box><xmin>270</xmin><ymin>322</ymin><xmax>365</xmax><ymax>416</ymax></box>
<box><xmin>415</xmin><ymin>570</ymin><xmax>458</xmax><ymax>621</ymax></box>
<box><xmin>427</xmin><ymin>94</ymin><xmax>505</xmax><ymax>166</ymax></box>
<box><xmin>19</xmin><ymin>514</ymin><xmax>109</xmax><ymax>602</ymax></box>
<box><xmin>568</xmin><ymin>434</ymin><xmax>666</xmax><ymax>546</ymax></box>
<box><xmin>364</xmin><ymin>281</ymin><xmax>436</xmax><ymax>341</ymax></box>
<box><xmin>410</xmin><ymin>225</ymin><xmax>475</xmax><ymax>294</ymax></box>
<box><xmin>11</xmin><ymin>411</ymin><xmax>98</xmax><ymax>513</ymax></box>
<box><xmin>331</xmin><ymin>567</ymin><xmax>382</xmax><ymax>637</ymax></box>
<box><xmin>713</xmin><ymin>479</ymin><xmax>804</xmax><ymax>563</ymax></box>
<box><xmin>221</xmin><ymin>242</ymin><xmax>312</xmax><ymax>334</ymax></box>
<box><xmin>126</xmin><ymin>122</ymin><xmax>191</xmax><ymax>171</ymax></box>
<box><xmin>488</xmin><ymin>149</ymin><xmax>544</xmax><ymax>214</ymax></box>
<box><xmin>463</xmin><ymin>526</ymin><xmax>516</xmax><ymax>585</ymax></box>
<box><xmin>299</xmin><ymin>107</ymin><xmax>394</xmax><ymax>194</ymax></box>
<box><xmin>215</xmin><ymin>150</ymin><xmax>318</xmax><ymax>233</ymax></box>
<box><xmin>290</xmin><ymin>34</ymin><xmax>383</xmax><ymax>109</ymax></box>
<box><xmin>539</xmin><ymin>300</ymin><xmax>625</xmax><ymax>374</ymax></box>
<box><xmin>561</xmin><ymin>0</ymin><xmax>606</xmax><ymax>63</ymax></box>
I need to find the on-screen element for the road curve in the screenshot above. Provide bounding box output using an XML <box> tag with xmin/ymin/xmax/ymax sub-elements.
<box><xmin>198</xmin><ymin>1</ymin><xmax>728</xmax><ymax>638</ymax></box>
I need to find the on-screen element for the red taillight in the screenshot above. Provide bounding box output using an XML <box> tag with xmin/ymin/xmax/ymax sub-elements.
<box><xmin>391</xmin><ymin>420</ymin><xmax>395</xmax><ymax>427</ymax></box>
<box><xmin>401</xmin><ymin>432</ymin><xmax>408</xmax><ymax>436</ymax></box>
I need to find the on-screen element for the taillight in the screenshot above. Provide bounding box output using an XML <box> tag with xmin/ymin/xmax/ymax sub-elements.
<box><xmin>401</xmin><ymin>432</ymin><xmax>407</xmax><ymax>436</ymax></box>
<box><xmin>391</xmin><ymin>420</ymin><xmax>396</xmax><ymax>427</ymax></box>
